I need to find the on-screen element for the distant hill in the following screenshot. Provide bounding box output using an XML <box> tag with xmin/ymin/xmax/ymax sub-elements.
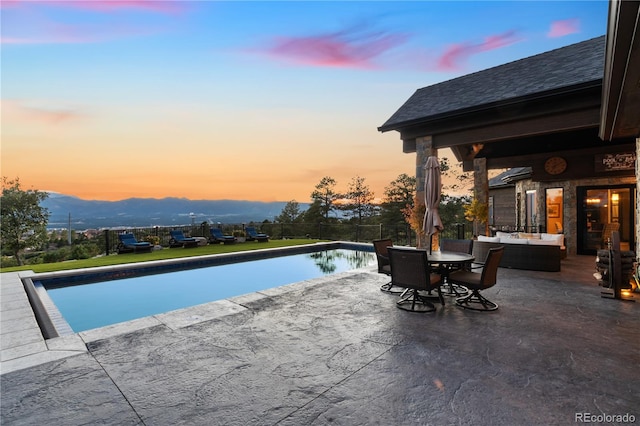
<box><xmin>42</xmin><ymin>193</ymin><xmax>307</xmax><ymax>230</ymax></box>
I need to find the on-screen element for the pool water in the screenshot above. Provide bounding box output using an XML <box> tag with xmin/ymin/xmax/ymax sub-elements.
<box><xmin>43</xmin><ymin>249</ymin><xmax>375</xmax><ymax>332</ymax></box>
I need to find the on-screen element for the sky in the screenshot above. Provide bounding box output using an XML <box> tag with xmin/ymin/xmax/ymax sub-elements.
<box><xmin>1</xmin><ymin>0</ymin><xmax>608</xmax><ymax>202</ymax></box>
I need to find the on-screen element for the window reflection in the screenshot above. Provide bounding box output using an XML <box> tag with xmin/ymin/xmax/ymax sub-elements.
<box><xmin>546</xmin><ymin>188</ymin><xmax>563</xmax><ymax>234</ymax></box>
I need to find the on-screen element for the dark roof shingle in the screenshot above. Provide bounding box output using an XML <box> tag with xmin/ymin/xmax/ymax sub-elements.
<box><xmin>379</xmin><ymin>36</ymin><xmax>605</xmax><ymax>131</ymax></box>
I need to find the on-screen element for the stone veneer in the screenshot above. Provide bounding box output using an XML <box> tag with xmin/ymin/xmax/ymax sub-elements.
<box><xmin>636</xmin><ymin>138</ymin><xmax>639</xmax><ymax>259</ymax></box>
<box><xmin>515</xmin><ymin>175</ymin><xmax>636</xmax><ymax>256</ymax></box>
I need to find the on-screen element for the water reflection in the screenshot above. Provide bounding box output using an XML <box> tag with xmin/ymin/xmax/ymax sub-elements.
<box><xmin>307</xmin><ymin>250</ymin><xmax>375</xmax><ymax>274</ymax></box>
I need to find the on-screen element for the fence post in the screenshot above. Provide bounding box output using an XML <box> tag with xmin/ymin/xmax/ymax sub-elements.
<box><xmin>104</xmin><ymin>230</ymin><xmax>110</xmax><ymax>255</ymax></box>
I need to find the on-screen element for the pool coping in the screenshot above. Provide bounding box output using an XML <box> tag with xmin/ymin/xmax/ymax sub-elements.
<box><xmin>0</xmin><ymin>241</ymin><xmax>375</xmax><ymax>375</ymax></box>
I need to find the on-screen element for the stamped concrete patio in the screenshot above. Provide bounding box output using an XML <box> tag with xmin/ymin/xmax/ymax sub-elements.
<box><xmin>1</xmin><ymin>254</ymin><xmax>639</xmax><ymax>425</ymax></box>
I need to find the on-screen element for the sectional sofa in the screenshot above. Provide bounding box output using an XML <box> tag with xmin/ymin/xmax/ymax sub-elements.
<box><xmin>473</xmin><ymin>231</ymin><xmax>565</xmax><ymax>272</ymax></box>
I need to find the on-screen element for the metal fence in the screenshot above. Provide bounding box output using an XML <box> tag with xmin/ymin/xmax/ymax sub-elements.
<box><xmin>490</xmin><ymin>224</ymin><xmax>548</xmax><ymax>234</ymax></box>
<box><xmin>102</xmin><ymin>222</ymin><xmax>474</xmax><ymax>255</ymax></box>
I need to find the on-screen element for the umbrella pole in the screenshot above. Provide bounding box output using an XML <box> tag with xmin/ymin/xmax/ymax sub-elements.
<box><xmin>430</xmin><ymin>234</ymin><xmax>433</xmax><ymax>254</ymax></box>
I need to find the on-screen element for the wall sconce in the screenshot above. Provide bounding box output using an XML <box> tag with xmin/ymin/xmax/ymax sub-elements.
<box><xmin>611</xmin><ymin>193</ymin><xmax>619</xmax><ymax>203</ymax></box>
<box><xmin>472</xmin><ymin>143</ymin><xmax>484</xmax><ymax>154</ymax></box>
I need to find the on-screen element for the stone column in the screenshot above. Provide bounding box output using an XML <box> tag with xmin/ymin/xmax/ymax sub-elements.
<box><xmin>416</xmin><ymin>136</ymin><xmax>436</xmax><ymax>248</ymax></box>
<box><xmin>473</xmin><ymin>157</ymin><xmax>489</xmax><ymax>236</ymax></box>
<box><xmin>636</xmin><ymin>138</ymin><xmax>640</xmax><ymax>258</ymax></box>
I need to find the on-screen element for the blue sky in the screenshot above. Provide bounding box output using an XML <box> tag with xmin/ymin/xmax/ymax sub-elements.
<box><xmin>1</xmin><ymin>1</ymin><xmax>608</xmax><ymax>201</ymax></box>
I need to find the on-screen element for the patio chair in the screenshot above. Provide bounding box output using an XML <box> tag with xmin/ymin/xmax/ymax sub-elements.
<box><xmin>245</xmin><ymin>226</ymin><xmax>269</xmax><ymax>242</ymax></box>
<box><xmin>373</xmin><ymin>239</ymin><xmax>404</xmax><ymax>294</ymax></box>
<box><xmin>440</xmin><ymin>238</ymin><xmax>474</xmax><ymax>271</ymax></box>
<box><xmin>169</xmin><ymin>230</ymin><xmax>199</xmax><ymax>248</ymax></box>
<box><xmin>388</xmin><ymin>247</ymin><xmax>443</xmax><ymax>313</ymax></box>
<box><xmin>117</xmin><ymin>233</ymin><xmax>153</xmax><ymax>254</ymax></box>
<box><xmin>447</xmin><ymin>246</ymin><xmax>505</xmax><ymax>311</ymax></box>
<box><xmin>209</xmin><ymin>228</ymin><xmax>236</xmax><ymax>244</ymax></box>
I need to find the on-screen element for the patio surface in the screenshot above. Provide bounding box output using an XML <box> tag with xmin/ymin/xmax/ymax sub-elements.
<box><xmin>1</xmin><ymin>254</ymin><xmax>639</xmax><ymax>425</ymax></box>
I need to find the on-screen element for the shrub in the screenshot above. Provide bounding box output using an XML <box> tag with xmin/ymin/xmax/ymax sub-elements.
<box><xmin>0</xmin><ymin>256</ymin><xmax>19</xmax><ymax>268</ymax></box>
<box><xmin>142</xmin><ymin>235</ymin><xmax>160</xmax><ymax>245</ymax></box>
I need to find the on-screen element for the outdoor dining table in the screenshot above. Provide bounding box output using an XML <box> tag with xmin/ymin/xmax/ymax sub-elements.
<box><xmin>422</xmin><ymin>250</ymin><xmax>475</xmax><ymax>297</ymax></box>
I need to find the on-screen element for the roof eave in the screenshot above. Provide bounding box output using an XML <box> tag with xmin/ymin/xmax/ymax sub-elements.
<box><xmin>379</xmin><ymin>80</ymin><xmax>602</xmax><ymax>134</ymax></box>
<box><xmin>599</xmin><ymin>0</ymin><xmax>640</xmax><ymax>140</ymax></box>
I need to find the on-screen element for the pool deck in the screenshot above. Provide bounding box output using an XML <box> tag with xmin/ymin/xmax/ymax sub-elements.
<box><xmin>1</xmin><ymin>254</ymin><xmax>639</xmax><ymax>425</ymax></box>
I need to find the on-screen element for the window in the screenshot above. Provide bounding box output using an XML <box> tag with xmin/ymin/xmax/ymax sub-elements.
<box><xmin>526</xmin><ymin>190</ymin><xmax>536</xmax><ymax>232</ymax></box>
<box><xmin>546</xmin><ymin>188</ymin><xmax>563</xmax><ymax>233</ymax></box>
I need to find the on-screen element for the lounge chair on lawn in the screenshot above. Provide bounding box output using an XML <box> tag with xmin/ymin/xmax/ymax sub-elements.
<box><xmin>209</xmin><ymin>228</ymin><xmax>236</xmax><ymax>244</ymax></box>
<box><xmin>169</xmin><ymin>230</ymin><xmax>199</xmax><ymax>248</ymax></box>
<box><xmin>245</xmin><ymin>226</ymin><xmax>269</xmax><ymax>242</ymax></box>
<box><xmin>117</xmin><ymin>233</ymin><xmax>153</xmax><ymax>254</ymax></box>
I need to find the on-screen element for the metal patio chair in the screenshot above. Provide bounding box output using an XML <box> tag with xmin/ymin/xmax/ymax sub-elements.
<box><xmin>388</xmin><ymin>247</ymin><xmax>443</xmax><ymax>313</ymax></box>
<box><xmin>448</xmin><ymin>246</ymin><xmax>505</xmax><ymax>311</ymax></box>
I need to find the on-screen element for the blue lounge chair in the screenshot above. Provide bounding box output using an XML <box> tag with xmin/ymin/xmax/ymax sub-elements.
<box><xmin>169</xmin><ymin>230</ymin><xmax>199</xmax><ymax>248</ymax></box>
<box><xmin>117</xmin><ymin>233</ymin><xmax>153</xmax><ymax>254</ymax></box>
<box><xmin>209</xmin><ymin>228</ymin><xmax>236</xmax><ymax>244</ymax></box>
<box><xmin>245</xmin><ymin>226</ymin><xmax>269</xmax><ymax>242</ymax></box>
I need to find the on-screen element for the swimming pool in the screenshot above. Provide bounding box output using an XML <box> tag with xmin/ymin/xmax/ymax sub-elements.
<box><xmin>29</xmin><ymin>243</ymin><xmax>375</xmax><ymax>334</ymax></box>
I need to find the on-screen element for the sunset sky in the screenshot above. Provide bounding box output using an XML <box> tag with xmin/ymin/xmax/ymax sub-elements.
<box><xmin>2</xmin><ymin>1</ymin><xmax>607</xmax><ymax>202</ymax></box>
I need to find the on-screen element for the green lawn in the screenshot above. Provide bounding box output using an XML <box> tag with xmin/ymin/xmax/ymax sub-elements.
<box><xmin>1</xmin><ymin>239</ymin><xmax>326</xmax><ymax>274</ymax></box>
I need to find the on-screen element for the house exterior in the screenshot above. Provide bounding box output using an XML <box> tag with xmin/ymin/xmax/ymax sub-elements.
<box><xmin>378</xmin><ymin>1</ymin><xmax>639</xmax><ymax>256</ymax></box>
<box><xmin>487</xmin><ymin>167</ymin><xmax>531</xmax><ymax>232</ymax></box>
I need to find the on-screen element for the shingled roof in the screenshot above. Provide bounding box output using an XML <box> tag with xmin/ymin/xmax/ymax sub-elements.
<box><xmin>488</xmin><ymin>167</ymin><xmax>532</xmax><ymax>189</ymax></box>
<box><xmin>379</xmin><ymin>36</ymin><xmax>605</xmax><ymax>132</ymax></box>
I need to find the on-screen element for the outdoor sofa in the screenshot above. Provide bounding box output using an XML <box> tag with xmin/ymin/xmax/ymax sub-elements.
<box><xmin>473</xmin><ymin>232</ymin><xmax>564</xmax><ymax>272</ymax></box>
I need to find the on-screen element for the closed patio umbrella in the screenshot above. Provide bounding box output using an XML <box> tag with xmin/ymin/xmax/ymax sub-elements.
<box><xmin>423</xmin><ymin>156</ymin><xmax>443</xmax><ymax>253</ymax></box>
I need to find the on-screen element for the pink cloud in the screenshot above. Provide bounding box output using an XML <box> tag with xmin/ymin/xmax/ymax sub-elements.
<box><xmin>436</xmin><ymin>30</ymin><xmax>520</xmax><ymax>71</ymax></box>
<box><xmin>1</xmin><ymin>21</ymin><xmax>151</xmax><ymax>45</ymax></box>
<box><xmin>1</xmin><ymin>0</ymin><xmax>184</xmax><ymax>14</ymax></box>
<box><xmin>2</xmin><ymin>100</ymin><xmax>84</xmax><ymax>125</ymax></box>
<box><xmin>262</xmin><ymin>28</ymin><xmax>408</xmax><ymax>69</ymax></box>
<box><xmin>1</xmin><ymin>0</ymin><xmax>184</xmax><ymax>45</ymax></box>
<box><xmin>547</xmin><ymin>19</ymin><xmax>580</xmax><ymax>38</ymax></box>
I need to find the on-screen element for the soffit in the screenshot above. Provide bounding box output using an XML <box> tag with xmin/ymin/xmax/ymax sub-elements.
<box><xmin>599</xmin><ymin>0</ymin><xmax>640</xmax><ymax>140</ymax></box>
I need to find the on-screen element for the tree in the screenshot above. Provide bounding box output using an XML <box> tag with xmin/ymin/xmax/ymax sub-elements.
<box><xmin>464</xmin><ymin>197</ymin><xmax>489</xmax><ymax>237</ymax></box>
<box><xmin>341</xmin><ymin>176</ymin><xmax>375</xmax><ymax>225</ymax></box>
<box><xmin>300</xmin><ymin>200</ymin><xmax>325</xmax><ymax>225</ymax></box>
<box><xmin>439</xmin><ymin>194</ymin><xmax>472</xmax><ymax>236</ymax></box>
<box><xmin>440</xmin><ymin>156</ymin><xmax>473</xmax><ymax>194</ymax></box>
<box><xmin>1</xmin><ymin>177</ymin><xmax>50</xmax><ymax>265</ymax></box>
<box><xmin>310</xmin><ymin>176</ymin><xmax>340</xmax><ymax>221</ymax></box>
<box><xmin>275</xmin><ymin>200</ymin><xmax>302</xmax><ymax>223</ymax></box>
<box><xmin>380</xmin><ymin>173</ymin><xmax>416</xmax><ymax>225</ymax></box>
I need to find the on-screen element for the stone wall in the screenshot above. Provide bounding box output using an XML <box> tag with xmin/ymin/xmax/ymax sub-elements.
<box><xmin>515</xmin><ymin>176</ymin><xmax>636</xmax><ymax>256</ymax></box>
<box><xmin>637</xmin><ymin>138</ymin><xmax>640</xmax><ymax>259</ymax></box>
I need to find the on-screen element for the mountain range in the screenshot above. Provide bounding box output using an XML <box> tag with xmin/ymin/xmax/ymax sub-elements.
<box><xmin>43</xmin><ymin>193</ymin><xmax>307</xmax><ymax>230</ymax></box>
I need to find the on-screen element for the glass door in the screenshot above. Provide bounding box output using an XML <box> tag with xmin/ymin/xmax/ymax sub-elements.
<box><xmin>577</xmin><ymin>185</ymin><xmax>635</xmax><ymax>254</ymax></box>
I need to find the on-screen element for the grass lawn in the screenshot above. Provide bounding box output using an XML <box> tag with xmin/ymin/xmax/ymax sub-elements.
<box><xmin>1</xmin><ymin>239</ymin><xmax>327</xmax><ymax>274</ymax></box>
